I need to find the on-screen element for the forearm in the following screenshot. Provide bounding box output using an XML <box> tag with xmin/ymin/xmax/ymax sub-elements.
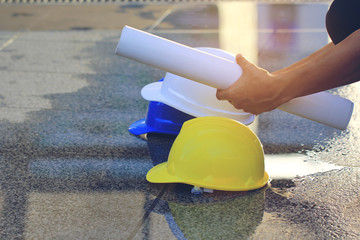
<box><xmin>273</xmin><ymin>42</ymin><xmax>335</xmax><ymax>75</ymax></box>
<box><xmin>216</xmin><ymin>30</ymin><xmax>360</xmax><ymax>115</ymax></box>
<box><xmin>278</xmin><ymin>29</ymin><xmax>360</xmax><ymax>99</ymax></box>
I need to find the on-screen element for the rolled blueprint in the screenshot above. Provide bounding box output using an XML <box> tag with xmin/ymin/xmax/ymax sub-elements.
<box><xmin>115</xmin><ymin>26</ymin><xmax>354</xmax><ymax>130</ymax></box>
<box><xmin>115</xmin><ymin>26</ymin><xmax>240</xmax><ymax>89</ymax></box>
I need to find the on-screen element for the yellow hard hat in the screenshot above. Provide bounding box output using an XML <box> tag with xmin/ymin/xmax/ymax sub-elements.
<box><xmin>146</xmin><ymin>116</ymin><xmax>269</xmax><ymax>191</ymax></box>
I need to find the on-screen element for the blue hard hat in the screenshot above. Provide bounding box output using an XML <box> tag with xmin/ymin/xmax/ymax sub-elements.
<box><xmin>129</xmin><ymin>101</ymin><xmax>194</xmax><ymax>135</ymax></box>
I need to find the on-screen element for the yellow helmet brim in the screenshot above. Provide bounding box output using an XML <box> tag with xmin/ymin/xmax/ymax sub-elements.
<box><xmin>146</xmin><ymin>162</ymin><xmax>180</xmax><ymax>183</ymax></box>
<box><xmin>147</xmin><ymin>162</ymin><xmax>269</xmax><ymax>191</ymax></box>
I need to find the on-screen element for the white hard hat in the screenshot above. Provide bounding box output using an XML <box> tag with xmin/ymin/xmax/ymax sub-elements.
<box><xmin>141</xmin><ymin>47</ymin><xmax>255</xmax><ymax>125</ymax></box>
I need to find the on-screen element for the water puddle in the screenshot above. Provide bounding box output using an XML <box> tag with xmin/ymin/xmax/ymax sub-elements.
<box><xmin>265</xmin><ymin>153</ymin><xmax>343</xmax><ymax>180</ymax></box>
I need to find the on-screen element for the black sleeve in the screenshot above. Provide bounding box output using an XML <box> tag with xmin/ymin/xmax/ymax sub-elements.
<box><xmin>326</xmin><ymin>0</ymin><xmax>360</xmax><ymax>44</ymax></box>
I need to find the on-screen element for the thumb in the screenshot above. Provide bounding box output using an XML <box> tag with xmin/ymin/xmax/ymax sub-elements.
<box><xmin>236</xmin><ymin>54</ymin><xmax>254</xmax><ymax>70</ymax></box>
<box><xmin>216</xmin><ymin>88</ymin><xmax>226</xmax><ymax>100</ymax></box>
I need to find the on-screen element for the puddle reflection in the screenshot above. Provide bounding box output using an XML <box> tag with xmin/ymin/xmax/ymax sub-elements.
<box><xmin>265</xmin><ymin>153</ymin><xmax>343</xmax><ymax>180</ymax></box>
<box><xmin>147</xmin><ymin>183</ymin><xmax>266</xmax><ymax>240</ymax></box>
<box><xmin>167</xmin><ymin>189</ymin><xmax>264</xmax><ymax>240</ymax></box>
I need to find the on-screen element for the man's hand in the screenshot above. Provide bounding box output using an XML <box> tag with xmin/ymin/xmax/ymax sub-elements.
<box><xmin>216</xmin><ymin>54</ymin><xmax>289</xmax><ymax>115</ymax></box>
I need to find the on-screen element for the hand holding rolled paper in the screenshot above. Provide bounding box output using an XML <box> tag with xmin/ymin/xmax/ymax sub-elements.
<box><xmin>115</xmin><ymin>25</ymin><xmax>353</xmax><ymax>130</ymax></box>
<box><xmin>216</xmin><ymin>54</ymin><xmax>286</xmax><ymax>115</ymax></box>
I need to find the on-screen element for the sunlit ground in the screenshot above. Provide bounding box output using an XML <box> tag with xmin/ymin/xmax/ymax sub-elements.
<box><xmin>0</xmin><ymin>1</ymin><xmax>360</xmax><ymax>239</ymax></box>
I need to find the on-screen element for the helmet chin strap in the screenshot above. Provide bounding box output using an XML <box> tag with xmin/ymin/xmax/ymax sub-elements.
<box><xmin>191</xmin><ymin>186</ymin><xmax>214</xmax><ymax>195</ymax></box>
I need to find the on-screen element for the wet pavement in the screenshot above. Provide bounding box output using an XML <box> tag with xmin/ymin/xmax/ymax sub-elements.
<box><xmin>0</xmin><ymin>1</ymin><xmax>360</xmax><ymax>239</ymax></box>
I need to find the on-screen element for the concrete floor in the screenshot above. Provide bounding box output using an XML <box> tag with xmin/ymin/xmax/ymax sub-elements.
<box><xmin>0</xmin><ymin>1</ymin><xmax>359</xmax><ymax>239</ymax></box>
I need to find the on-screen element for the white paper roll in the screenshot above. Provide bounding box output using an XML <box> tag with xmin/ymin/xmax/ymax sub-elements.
<box><xmin>115</xmin><ymin>26</ymin><xmax>354</xmax><ymax>130</ymax></box>
<box><xmin>277</xmin><ymin>92</ymin><xmax>353</xmax><ymax>130</ymax></box>
<box><xmin>115</xmin><ymin>26</ymin><xmax>241</xmax><ymax>89</ymax></box>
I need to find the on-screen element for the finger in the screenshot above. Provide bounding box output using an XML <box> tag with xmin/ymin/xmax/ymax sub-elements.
<box><xmin>216</xmin><ymin>89</ymin><xmax>226</xmax><ymax>100</ymax></box>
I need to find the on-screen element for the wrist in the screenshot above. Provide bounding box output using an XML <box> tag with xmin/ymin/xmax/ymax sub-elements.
<box><xmin>269</xmin><ymin>72</ymin><xmax>293</xmax><ymax>104</ymax></box>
